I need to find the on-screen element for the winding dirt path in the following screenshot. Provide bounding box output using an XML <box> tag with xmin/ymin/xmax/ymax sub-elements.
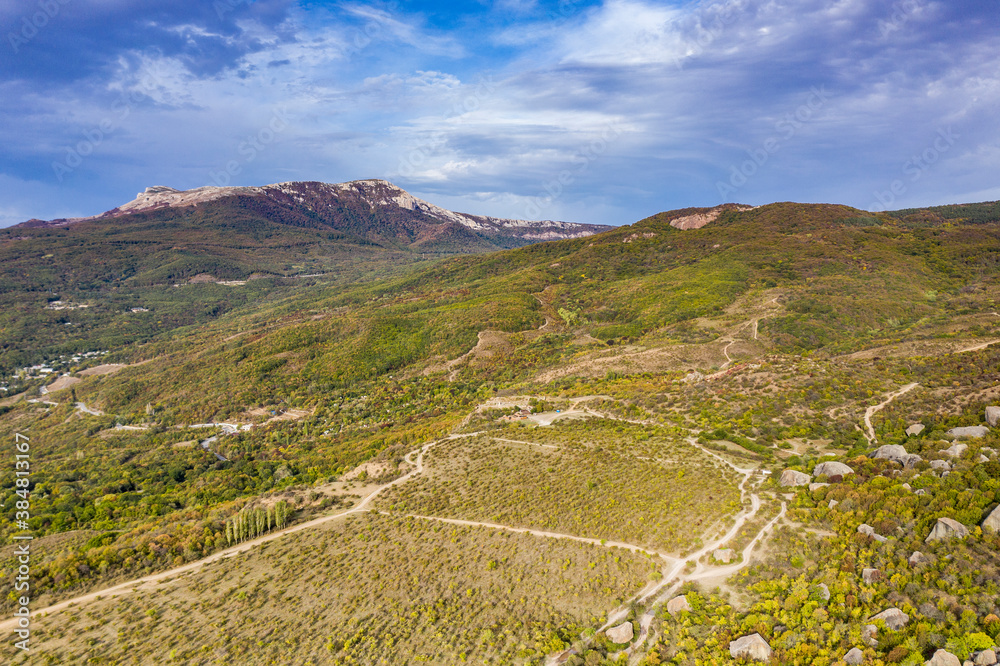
<box><xmin>863</xmin><ymin>382</ymin><xmax>919</xmax><ymax>445</ymax></box>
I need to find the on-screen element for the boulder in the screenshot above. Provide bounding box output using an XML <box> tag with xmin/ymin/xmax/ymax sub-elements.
<box><xmin>980</xmin><ymin>455</ymin><xmax>990</xmax><ymax>463</ymax></box>
<box><xmin>666</xmin><ymin>595</ymin><xmax>690</xmax><ymax>615</ymax></box>
<box><xmin>862</xmin><ymin>624</ymin><xmax>878</xmax><ymax>647</ymax></box>
<box><xmin>858</xmin><ymin>523</ymin><xmax>888</xmax><ymax>543</ymax></box>
<box><xmin>986</xmin><ymin>406</ymin><xmax>1000</xmax><ymax>427</ymax></box>
<box><xmin>983</xmin><ymin>447</ymin><xmax>998</xmax><ymax>458</ymax></box>
<box><xmin>916</xmin><ymin>488</ymin><xmax>927</xmax><ymax>496</ymax></box>
<box><xmin>809</xmin><ymin>483</ymin><xmax>829</xmax><ymax>491</ymax></box>
<box><xmin>862</xmin><ymin>568</ymin><xmax>881</xmax><ymax>584</ymax></box>
<box><xmin>844</xmin><ymin>647</ymin><xmax>865</xmax><ymax>665</ymax></box>
<box><xmin>828</xmin><ymin>500</ymin><xmax>839</xmax><ymax>509</ymax></box>
<box><xmin>870</xmin><ymin>607</ymin><xmax>909</xmax><ymax>631</ymax></box>
<box><xmin>930</xmin><ymin>460</ymin><xmax>952</xmax><ymax>471</ymax></box>
<box><xmin>713</xmin><ymin>548</ymin><xmax>734</xmax><ymax>563</ymax></box>
<box><xmin>872</xmin><ymin>445</ymin><xmax>922</xmax><ymax>468</ymax></box>
<box><xmin>817</xmin><ymin>583</ymin><xmax>830</xmax><ymax>601</ymax></box>
<box><xmin>908</xmin><ymin>551</ymin><xmax>928</xmax><ymax>566</ymax></box>
<box><xmin>906</xmin><ymin>423</ymin><xmax>926</xmax><ymax>436</ymax></box>
<box><xmin>947</xmin><ymin>425</ymin><xmax>990</xmax><ymax>439</ymax></box>
<box><xmin>925</xmin><ymin>517</ymin><xmax>969</xmax><ymax>542</ymax></box>
<box><xmin>982</xmin><ymin>504</ymin><xmax>1000</xmax><ymax>533</ymax></box>
<box><xmin>901</xmin><ymin>483</ymin><xmax>912</xmax><ymax>491</ymax></box>
<box><xmin>729</xmin><ymin>633</ymin><xmax>772</xmax><ymax>662</ymax></box>
<box><xmin>814</xmin><ymin>461</ymin><xmax>855</xmax><ymax>477</ymax></box>
<box><xmin>926</xmin><ymin>649</ymin><xmax>961</xmax><ymax>666</ymax></box>
<box><xmin>974</xmin><ymin>649</ymin><xmax>997</xmax><ymax>666</ymax></box>
<box><xmin>606</xmin><ymin>621</ymin><xmax>634</xmax><ymax>645</ymax></box>
<box><xmin>940</xmin><ymin>443</ymin><xmax>968</xmax><ymax>458</ymax></box>
<box><xmin>780</xmin><ymin>469</ymin><xmax>811</xmax><ymax>486</ymax></box>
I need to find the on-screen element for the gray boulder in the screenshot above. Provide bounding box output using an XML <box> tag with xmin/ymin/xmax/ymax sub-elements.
<box><xmin>810</xmin><ymin>482</ymin><xmax>829</xmax><ymax>491</ymax></box>
<box><xmin>780</xmin><ymin>469</ymin><xmax>811</xmax><ymax>486</ymax></box>
<box><xmin>872</xmin><ymin>445</ymin><xmax>922</xmax><ymax>468</ymax></box>
<box><xmin>926</xmin><ymin>649</ymin><xmax>961</xmax><ymax>666</ymax></box>
<box><xmin>925</xmin><ymin>517</ymin><xmax>969</xmax><ymax>542</ymax></box>
<box><xmin>986</xmin><ymin>406</ymin><xmax>1000</xmax><ymax>427</ymax></box>
<box><xmin>817</xmin><ymin>583</ymin><xmax>830</xmax><ymax>601</ymax></box>
<box><xmin>606</xmin><ymin>621</ymin><xmax>633</xmax><ymax>644</ymax></box>
<box><xmin>983</xmin><ymin>504</ymin><xmax>1000</xmax><ymax>533</ymax></box>
<box><xmin>858</xmin><ymin>524</ymin><xmax>888</xmax><ymax>543</ymax></box>
<box><xmin>947</xmin><ymin>425</ymin><xmax>990</xmax><ymax>439</ymax></box>
<box><xmin>984</xmin><ymin>447</ymin><xmax>998</xmax><ymax>458</ymax></box>
<box><xmin>930</xmin><ymin>459</ymin><xmax>952</xmax><ymax>471</ymax></box>
<box><xmin>828</xmin><ymin>499</ymin><xmax>839</xmax><ymax>509</ymax></box>
<box><xmin>908</xmin><ymin>551</ymin><xmax>928</xmax><ymax>566</ymax></box>
<box><xmin>862</xmin><ymin>568</ymin><xmax>881</xmax><ymax>584</ymax></box>
<box><xmin>862</xmin><ymin>624</ymin><xmax>878</xmax><ymax>647</ymax></box>
<box><xmin>813</xmin><ymin>461</ymin><xmax>855</xmax><ymax>477</ymax></box>
<box><xmin>844</xmin><ymin>647</ymin><xmax>865</xmax><ymax>665</ymax></box>
<box><xmin>906</xmin><ymin>423</ymin><xmax>926</xmax><ymax>436</ymax></box>
<box><xmin>729</xmin><ymin>633</ymin><xmax>772</xmax><ymax>662</ymax></box>
<box><xmin>870</xmin><ymin>607</ymin><xmax>909</xmax><ymax>630</ymax></box>
<box><xmin>940</xmin><ymin>443</ymin><xmax>968</xmax><ymax>458</ymax></box>
<box><xmin>666</xmin><ymin>595</ymin><xmax>690</xmax><ymax>615</ymax></box>
<box><xmin>713</xmin><ymin>548</ymin><xmax>734</xmax><ymax>563</ymax></box>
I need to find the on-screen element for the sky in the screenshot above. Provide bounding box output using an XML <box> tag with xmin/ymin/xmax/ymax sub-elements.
<box><xmin>0</xmin><ymin>0</ymin><xmax>998</xmax><ymax>227</ymax></box>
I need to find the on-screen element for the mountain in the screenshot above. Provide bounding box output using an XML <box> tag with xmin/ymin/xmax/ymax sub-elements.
<box><xmin>15</xmin><ymin>178</ymin><xmax>610</xmax><ymax>252</ymax></box>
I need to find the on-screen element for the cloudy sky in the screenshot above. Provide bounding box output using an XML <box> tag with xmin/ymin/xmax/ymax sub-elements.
<box><xmin>0</xmin><ymin>0</ymin><xmax>997</xmax><ymax>226</ymax></box>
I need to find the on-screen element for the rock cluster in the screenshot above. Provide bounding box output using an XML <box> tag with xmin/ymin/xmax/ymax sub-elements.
<box><xmin>871</xmin><ymin>445</ymin><xmax>922</xmax><ymax>468</ymax></box>
<box><xmin>858</xmin><ymin>523</ymin><xmax>888</xmax><ymax>543</ymax></box>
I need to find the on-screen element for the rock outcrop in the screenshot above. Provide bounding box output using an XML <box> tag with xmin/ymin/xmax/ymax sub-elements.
<box><xmin>667</xmin><ymin>595</ymin><xmax>691</xmax><ymax>615</ymax></box>
<box><xmin>974</xmin><ymin>649</ymin><xmax>997</xmax><ymax>665</ymax></box>
<box><xmin>925</xmin><ymin>517</ymin><xmax>969</xmax><ymax>542</ymax></box>
<box><xmin>906</xmin><ymin>423</ymin><xmax>926</xmax><ymax>436</ymax></box>
<box><xmin>871</xmin><ymin>445</ymin><xmax>922</xmax><ymax>468</ymax></box>
<box><xmin>940</xmin><ymin>443</ymin><xmax>968</xmax><ymax>458</ymax></box>
<box><xmin>930</xmin><ymin>460</ymin><xmax>952</xmax><ymax>472</ymax></box>
<box><xmin>985</xmin><ymin>406</ymin><xmax>1000</xmax><ymax>427</ymax></box>
<box><xmin>844</xmin><ymin>647</ymin><xmax>864</xmax><ymax>665</ymax></box>
<box><xmin>982</xmin><ymin>504</ymin><xmax>1000</xmax><ymax>533</ymax></box>
<box><xmin>947</xmin><ymin>425</ymin><xmax>990</xmax><ymax>439</ymax></box>
<box><xmin>713</xmin><ymin>548</ymin><xmax>734</xmax><ymax>563</ymax></box>
<box><xmin>926</xmin><ymin>649</ymin><xmax>961</xmax><ymax>666</ymax></box>
<box><xmin>729</xmin><ymin>633</ymin><xmax>772</xmax><ymax>662</ymax></box>
<box><xmin>870</xmin><ymin>607</ymin><xmax>909</xmax><ymax>630</ymax></box>
<box><xmin>606</xmin><ymin>621</ymin><xmax>634</xmax><ymax>644</ymax></box>
<box><xmin>858</xmin><ymin>523</ymin><xmax>888</xmax><ymax>543</ymax></box>
<box><xmin>780</xmin><ymin>469</ymin><xmax>811</xmax><ymax>487</ymax></box>
<box><xmin>862</xmin><ymin>567</ymin><xmax>882</xmax><ymax>584</ymax></box>
<box><xmin>813</xmin><ymin>461</ymin><xmax>855</xmax><ymax>477</ymax></box>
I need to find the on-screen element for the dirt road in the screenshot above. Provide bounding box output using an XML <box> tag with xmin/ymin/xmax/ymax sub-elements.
<box><xmin>863</xmin><ymin>382</ymin><xmax>919</xmax><ymax>444</ymax></box>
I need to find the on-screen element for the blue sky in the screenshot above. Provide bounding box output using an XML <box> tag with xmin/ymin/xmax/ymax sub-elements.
<box><xmin>1</xmin><ymin>0</ymin><xmax>997</xmax><ymax>226</ymax></box>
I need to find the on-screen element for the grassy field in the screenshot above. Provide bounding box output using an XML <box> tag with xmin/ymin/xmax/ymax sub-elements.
<box><xmin>15</xmin><ymin>513</ymin><xmax>657</xmax><ymax>665</ymax></box>
<box><xmin>376</xmin><ymin>422</ymin><xmax>742</xmax><ymax>555</ymax></box>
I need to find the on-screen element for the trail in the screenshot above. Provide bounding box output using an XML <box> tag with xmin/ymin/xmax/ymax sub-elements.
<box><xmin>75</xmin><ymin>402</ymin><xmax>103</xmax><ymax>416</ymax></box>
<box><xmin>863</xmin><ymin>382</ymin><xmax>919</xmax><ymax>445</ymax></box>
<box><xmin>389</xmin><ymin>512</ymin><xmax>675</xmax><ymax>560</ymax></box>
<box><xmin>0</xmin><ymin>436</ymin><xmax>452</xmax><ymax>634</ymax></box>
<box><xmin>955</xmin><ymin>339</ymin><xmax>1000</xmax><ymax>354</ymax></box>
